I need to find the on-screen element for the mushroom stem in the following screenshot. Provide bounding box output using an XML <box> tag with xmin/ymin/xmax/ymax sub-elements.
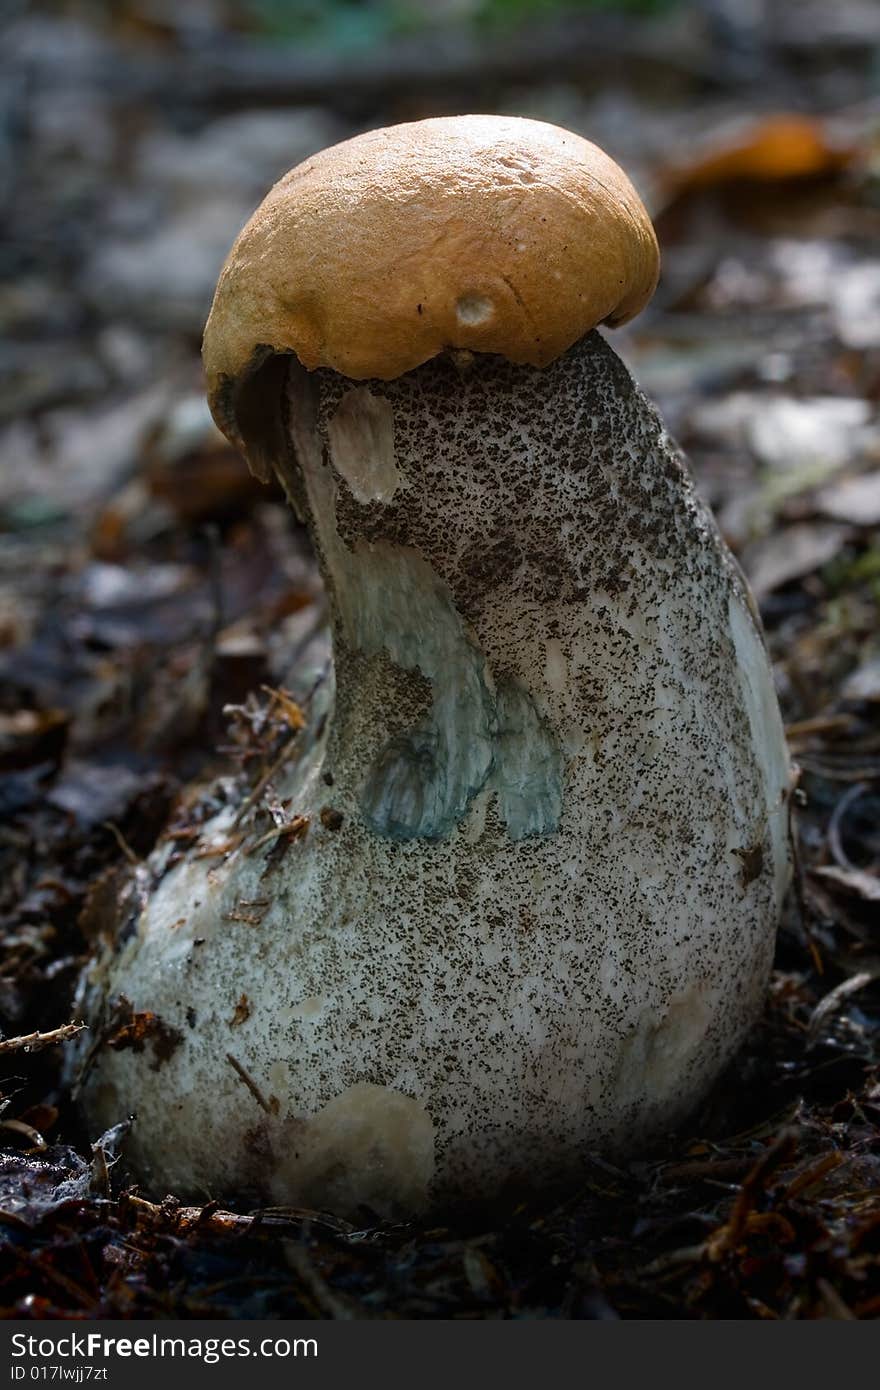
<box><xmin>278</xmin><ymin>331</ymin><xmax>787</xmax><ymax>868</ymax></box>
<box><xmin>76</xmin><ymin>331</ymin><xmax>791</xmax><ymax>1215</ymax></box>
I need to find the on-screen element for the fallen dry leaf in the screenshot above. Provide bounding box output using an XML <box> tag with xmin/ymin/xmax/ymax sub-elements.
<box><xmin>663</xmin><ymin>113</ymin><xmax>855</xmax><ymax>195</ymax></box>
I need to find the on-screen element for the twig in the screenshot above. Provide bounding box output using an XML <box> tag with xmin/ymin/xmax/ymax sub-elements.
<box><xmin>0</xmin><ymin>1022</ymin><xmax>86</xmax><ymax>1056</ymax></box>
<box><xmin>225</xmin><ymin>1052</ymin><xmax>272</xmax><ymax>1114</ymax></box>
<box><xmin>782</xmin><ymin>1151</ymin><xmax>845</xmax><ymax>1201</ymax></box>
<box><xmin>705</xmin><ymin>1131</ymin><xmax>797</xmax><ymax>1262</ymax></box>
<box><xmin>246</xmin><ymin>814</ymin><xmax>310</xmax><ymax>857</ymax></box>
<box><xmin>233</xmin><ymin>725</ymin><xmax>304</xmax><ymax>829</ymax></box>
<box><xmin>127</xmin><ymin>1194</ymin><xmax>255</xmax><ymax>1236</ymax></box>
<box><xmin>126</xmin><ymin>1194</ymin><xmax>352</xmax><ymax>1238</ymax></box>
<box><xmin>102</xmin><ymin>821</ymin><xmax>140</xmax><ymax>866</ymax></box>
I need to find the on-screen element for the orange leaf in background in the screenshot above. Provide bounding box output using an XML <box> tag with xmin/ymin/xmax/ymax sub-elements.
<box><xmin>665</xmin><ymin>114</ymin><xmax>855</xmax><ymax>194</ymax></box>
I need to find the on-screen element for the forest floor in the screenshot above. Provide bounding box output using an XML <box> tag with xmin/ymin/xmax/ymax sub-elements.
<box><xmin>1</xmin><ymin>1</ymin><xmax>879</xmax><ymax>1317</ymax></box>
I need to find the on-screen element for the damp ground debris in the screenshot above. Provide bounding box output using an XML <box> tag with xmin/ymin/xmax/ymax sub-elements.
<box><xmin>1</xmin><ymin>0</ymin><xmax>880</xmax><ymax>1320</ymax></box>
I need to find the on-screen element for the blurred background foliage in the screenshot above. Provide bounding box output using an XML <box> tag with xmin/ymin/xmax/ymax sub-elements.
<box><xmin>234</xmin><ymin>0</ymin><xmax>679</xmax><ymax>47</ymax></box>
<box><xmin>61</xmin><ymin>0</ymin><xmax>687</xmax><ymax>45</ymax></box>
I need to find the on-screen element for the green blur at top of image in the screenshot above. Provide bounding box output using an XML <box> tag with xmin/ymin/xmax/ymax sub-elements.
<box><xmin>238</xmin><ymin>0</ymin><xmax>680</xmax><ymax>48</ymax></box>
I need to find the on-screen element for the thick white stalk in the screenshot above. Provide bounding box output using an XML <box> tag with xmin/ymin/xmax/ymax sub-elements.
<box><xmin>79</xmin><ymin>333</ymin><xmax>790</xmax><ymax>1215</ymax></box>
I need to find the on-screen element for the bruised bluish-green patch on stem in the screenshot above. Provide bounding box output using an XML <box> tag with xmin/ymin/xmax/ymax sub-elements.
<box><xmin>348</xmin><ymin>543</ymin><xmax>562</xmax><ymax>842</ymax></box>
<box><xmin>352</xmin><ymin>545</ymin><xmax>495</xmax><ymax>839</ymax></box>
<box><xmin>490</xmin><ymin>676</ymin><xmax>564</xmax><ymax>840</ymax></box>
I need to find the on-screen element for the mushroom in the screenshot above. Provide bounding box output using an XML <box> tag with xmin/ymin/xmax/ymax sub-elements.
<box><xmin>78</xmin><ymin>116</ymin><xmax>792</xmax><ymax>1217</ymax></box>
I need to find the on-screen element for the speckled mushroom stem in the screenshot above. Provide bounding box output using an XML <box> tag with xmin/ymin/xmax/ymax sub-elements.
<box><xmin>76</xmin><ymin>331</ymin><xmax>793</xmax><ymax>1212</ymax></box>
<box><xmin>278</xmin><ymin>330</ymin><xmax>789</xmax><ymax>867</ymax></box>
